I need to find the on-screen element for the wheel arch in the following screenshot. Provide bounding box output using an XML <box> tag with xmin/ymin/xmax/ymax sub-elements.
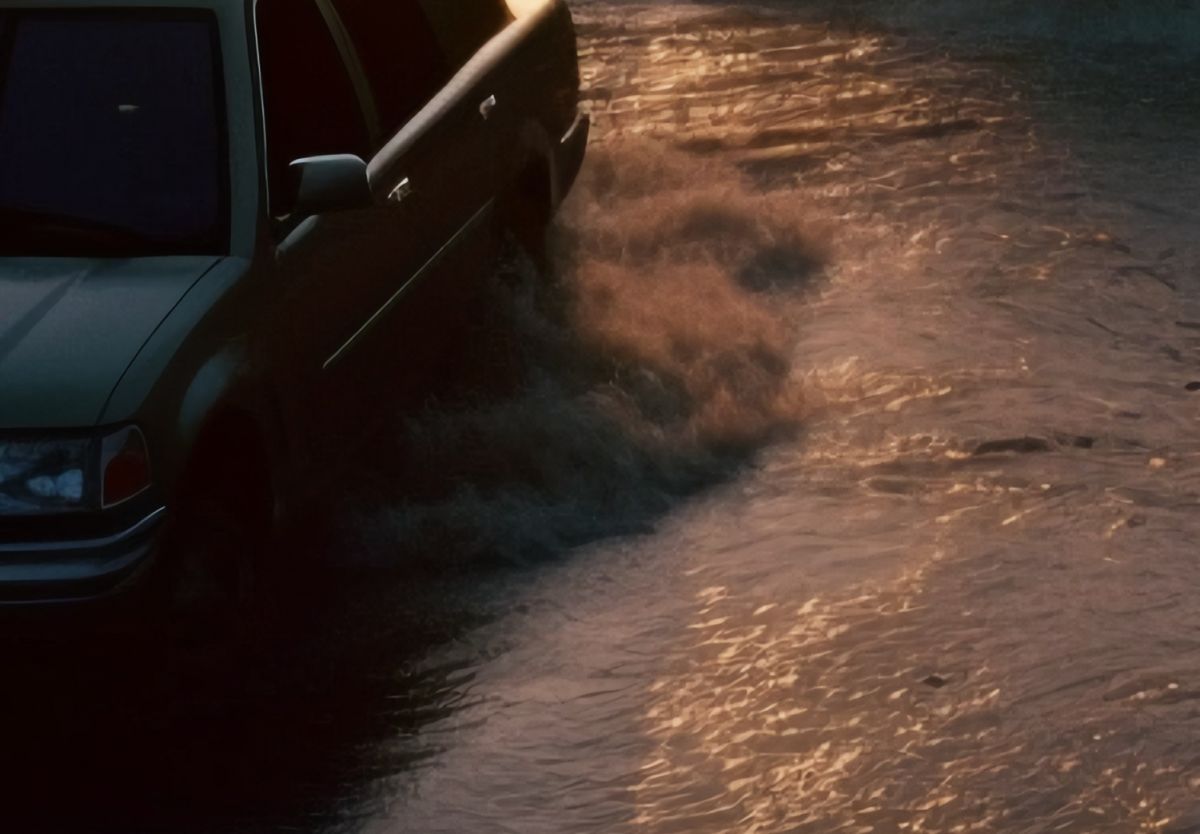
<box><xmin>168</xmin><ymin>348</ymin><xmax>287</xmax><ymax>526</ymax></box>
<box><xmin>497</xmin><ymin>119</ymin><xmax>559</xmax><ymax>257</ymax></box>
<box><xmin>508</xmin><ymin>119</ymin><xmax>559</xmax><ymax>213</ymax></box>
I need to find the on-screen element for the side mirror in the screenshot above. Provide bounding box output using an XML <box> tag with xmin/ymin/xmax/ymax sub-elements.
<box><xmin>289</xmin><ymin>154</ymin><xmax>372</xmax><ymax>215</ymax></box>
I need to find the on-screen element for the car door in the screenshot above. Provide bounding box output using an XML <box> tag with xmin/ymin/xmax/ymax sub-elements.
<box><xmin>341</xmin><ymin>0</ymin><xmax>509</xmax><ymax>371</ymax></box>
<box><xmin>260</xmin><ymin>0</ymin><xmax>510</xmax><ymax>470</ymax></box>
<box><xmin>255</xmin><ymin>0</ymin><xmax>431</xmax><ymax>467</ymax></box>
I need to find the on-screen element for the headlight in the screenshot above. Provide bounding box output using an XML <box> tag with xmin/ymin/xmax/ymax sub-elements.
<box><xmin>0</xmin><ymin>437</ymin><xmax>92</xmax><ymax>515</ymax></box>
<box><xmin>0</xmin><ymin>426</ymin><xmax>152</xmax><ymax>516</ymax></box>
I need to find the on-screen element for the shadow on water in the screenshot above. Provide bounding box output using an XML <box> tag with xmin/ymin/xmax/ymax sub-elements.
<box><xmin>0</xmin><ymin>141</ymin><xmax>826</xmax><ymax>833</ymax></box>
<box><xmin>0</xmin><ymin>577</ymin><xmax>490</xmax><ymax>834</ymax></box>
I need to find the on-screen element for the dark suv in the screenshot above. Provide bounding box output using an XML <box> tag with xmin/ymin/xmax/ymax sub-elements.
<box><xmin>0</xmin><ymin>0</ymin><xmax>588</xmax><ymax>606</ymax></box>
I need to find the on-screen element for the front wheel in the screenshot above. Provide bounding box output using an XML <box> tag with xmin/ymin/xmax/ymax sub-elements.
<box><xmin>156</xmin><ymin>435</ymin><xmax>276</xmax><ymax>644</ymax></box>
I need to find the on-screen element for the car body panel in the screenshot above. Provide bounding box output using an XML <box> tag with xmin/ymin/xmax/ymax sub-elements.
<box><xmin>0</xmin><ymin>257</ymin><xmax>220</xmax><ymax>428</ymax></box>
<box><xmin>0</xmin><ymin>0</ymin><xmax>587</xmax><ymax>605</ymax></box>
<box><xmin>0</xmin><ymin>506</ymin><xmax>164</xmax><ymax>603</ymax></box>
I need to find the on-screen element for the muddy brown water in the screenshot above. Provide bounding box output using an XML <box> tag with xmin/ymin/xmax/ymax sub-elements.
<box><xmin>7</xmin><ymin>3</ymin><xmax>1200</xmax><ymax>832</ymax></box>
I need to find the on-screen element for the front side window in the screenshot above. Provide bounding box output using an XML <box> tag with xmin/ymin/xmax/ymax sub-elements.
<box><xmin>256</xmin><ymin>0</ymin><xmax>371</xmax><ymax>218</ymax></box>
<box><xmin>333</xmin><ymin>0</ymin><xmax>448</xmax><ymax>138</ymax></box>
<box><xmin>418</xmin><ymin>0</ymin><xmax>512</xmax><ymax>71</ymax></box>
<box><xmin>0</xmin><ymin>11</ymin><xmax>228</xmax><ymax>256</ymax></box>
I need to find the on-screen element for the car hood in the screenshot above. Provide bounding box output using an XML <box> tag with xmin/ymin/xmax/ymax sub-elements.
<box><xmin>0</xmin><ymin>256</ymin><xmax>221</xmax><ymax>428</ymax></box>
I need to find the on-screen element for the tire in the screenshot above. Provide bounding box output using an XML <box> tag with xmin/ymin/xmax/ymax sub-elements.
<box><xmin>499</xmin><ymin>159</ymin><xmax>553</xmax><ymax>276</ymax></box>
<box><xmin>158</xmin><ymin>440</ymin><xmax>275</xmax><ymax>645</ymax></box>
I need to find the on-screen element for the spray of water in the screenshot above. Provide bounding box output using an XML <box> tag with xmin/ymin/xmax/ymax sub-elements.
<box><xmin>348</xmin><ymin>140</ymin><xmax>826</xmax><ymax>566</ymax></box>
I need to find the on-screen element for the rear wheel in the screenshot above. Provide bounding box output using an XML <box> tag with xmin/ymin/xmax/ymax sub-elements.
<box><xmin>498</xmin><ymin>156</ymin><xmax>554</xmax><ymax>275</ymax></box>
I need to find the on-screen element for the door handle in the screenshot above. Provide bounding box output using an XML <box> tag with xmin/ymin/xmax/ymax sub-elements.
<box><xmin>479</xmin><ymin>94</ymin><xmax>498</xmax><ymax>121</ymax></box>
<box><xmin>387</xmin><ymin>177</ymin><xmax>412</xmax><ymax>205</ymax></box>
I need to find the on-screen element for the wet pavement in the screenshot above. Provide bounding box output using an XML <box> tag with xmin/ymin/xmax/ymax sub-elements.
<box><xmin>7</xmin><ymin>2</ymin><xmax>1200</xmax><ymax>832</ymax></box>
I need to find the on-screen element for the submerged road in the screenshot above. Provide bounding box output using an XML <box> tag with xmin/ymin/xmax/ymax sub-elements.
<box><xmin>7</xmin><ymin>2</ymin><xmax>1200</xmax><ymax>832</ymax></box>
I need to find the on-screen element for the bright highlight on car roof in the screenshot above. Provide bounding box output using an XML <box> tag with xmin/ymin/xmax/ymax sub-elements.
<box><xmin>505</xmin><ymin>0</ymin><xmax>548</xmax><ymax>17</ymax></box>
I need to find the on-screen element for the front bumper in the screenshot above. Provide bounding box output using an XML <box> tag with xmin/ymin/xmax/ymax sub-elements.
<box><xmin>0</xmin><ymin>507</ymin><xmax>165</xmax><ymax>605</ymax></box>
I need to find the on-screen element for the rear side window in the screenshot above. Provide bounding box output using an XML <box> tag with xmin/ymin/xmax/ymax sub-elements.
<box><xmin>418</xmin><ymin>0</ymin><xmax>512</xmax><ymax>71</ymax></box>
<box><xmin>256</xmin><ymin>0</ymin><xmax>370</xmax><ymax>216</ymax></box>
<box><xmin>332</xmin><ymin>0</ymin><xmax>448</xmax><ymax>137</ymax></box>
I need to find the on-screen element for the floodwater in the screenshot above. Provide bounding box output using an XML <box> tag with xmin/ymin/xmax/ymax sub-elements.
<box><xmin>8</xmin><ymin>2</ymin><xmax>1200</xmax><ymax>832</ymax></box>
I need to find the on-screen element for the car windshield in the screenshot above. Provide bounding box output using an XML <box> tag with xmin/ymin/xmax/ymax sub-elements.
<box><xmin>0</xmin><ymin>10</ymin><xmax>228</xmax><ymax>256</ymax></box>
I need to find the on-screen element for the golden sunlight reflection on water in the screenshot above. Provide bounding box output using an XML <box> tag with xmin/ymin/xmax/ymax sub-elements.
<box><xmin>351</xmin><ymin>4</ymin><xmax>1200</xmax><ymax>832</ymax></box>
<box><xmin>570</xmin><ymin>4</ymin><xmax>1199</xmax><ymax>830</ymax></box>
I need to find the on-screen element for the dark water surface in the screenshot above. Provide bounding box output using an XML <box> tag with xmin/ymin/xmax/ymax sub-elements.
<box><xmin>8</xmin><ymin>2</ymin><xmax>1200</xmax><ymax>832</ymax></box>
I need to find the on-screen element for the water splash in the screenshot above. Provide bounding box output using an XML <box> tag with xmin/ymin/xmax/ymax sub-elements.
<box><xmin>349</xmin><ymin>141</ymin><xmax>821</xmax><ymax>565</ymax></box>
